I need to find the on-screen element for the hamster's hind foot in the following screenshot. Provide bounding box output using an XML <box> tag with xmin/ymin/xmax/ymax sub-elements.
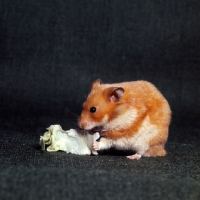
<box><xmin>126</xmin><ymin>153</ymin><xmax>142</xmax><ymax>160</ymax></box>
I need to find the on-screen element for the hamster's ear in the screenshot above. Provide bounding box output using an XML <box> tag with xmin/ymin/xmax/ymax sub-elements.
<box><xmin>109</xmin><ymin>87</ymin><xmax>124</xmax><ymax>102</ymax></box>
<box><xmin>92</xmin><ymin>79</ymin><xmax>103</xmax><ymax>88</ymax></box>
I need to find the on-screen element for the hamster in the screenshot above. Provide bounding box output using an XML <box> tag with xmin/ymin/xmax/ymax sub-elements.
<box><xmin>78</xmin><ymin>79</ymin><xmax>171</xmax><ymax>160</ymax></box>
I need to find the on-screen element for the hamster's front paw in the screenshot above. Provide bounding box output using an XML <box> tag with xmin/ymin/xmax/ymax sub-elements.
<box><xmin>92</xmin><ymin>141</ymin><xmax>100</xmax><ymax>151</ymax></box>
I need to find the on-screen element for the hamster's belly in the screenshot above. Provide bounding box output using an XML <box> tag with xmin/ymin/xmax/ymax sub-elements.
<box><xmin>112</xmin><ymin>116</ymin><xmax>159</xmax><ymax>154</ymax></box>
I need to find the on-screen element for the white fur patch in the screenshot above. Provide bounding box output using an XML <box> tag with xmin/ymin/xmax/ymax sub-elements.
<box><xmin>84</xmin><ymin>115</ymin><xmax>109</xmax><ymax>130</ymax></box>
<box><xmin>104</xmin><ymin>109</ymin><xmax>137</xmax><ymax>131</ymax></box>
<box><xmin>83</xmin><ymin>121</ymin><xmax>98</xmax><ymax>130</ymax></box>
<box><xmin>109</xmin><ymin>116</ymin><xmax>158</xmax><ymax>155</ymax></box>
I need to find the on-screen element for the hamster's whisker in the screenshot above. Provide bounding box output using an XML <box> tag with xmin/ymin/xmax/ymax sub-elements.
<box><xmin>65</xmin><ymin>108</ymin><xmax>79</xmax><ymax>117</ymax></box>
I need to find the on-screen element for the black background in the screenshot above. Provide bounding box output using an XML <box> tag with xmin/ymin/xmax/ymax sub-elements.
<box><xmin>1</xmin><ymin>1</ymin><xmax>200</xmax><ymax>199</ymax></box>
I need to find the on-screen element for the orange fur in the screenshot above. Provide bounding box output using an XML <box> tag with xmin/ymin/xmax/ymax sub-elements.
<box><xmin>78</xmin><ymin>80</ymin><xmax>171</xmax><ymax>159</ymax></box>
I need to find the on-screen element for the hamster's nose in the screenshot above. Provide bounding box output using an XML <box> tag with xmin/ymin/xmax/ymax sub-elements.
<box><xmin>78</xmin><ymin>116</ymin><xmax>89</xmax><ymax>130</ymax></box>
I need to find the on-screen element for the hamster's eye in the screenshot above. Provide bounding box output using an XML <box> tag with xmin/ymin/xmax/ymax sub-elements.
<box><xmin>90</xmin><ymin>107</ymin><xmax>96</xmax><ymax>113</ymax></box>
